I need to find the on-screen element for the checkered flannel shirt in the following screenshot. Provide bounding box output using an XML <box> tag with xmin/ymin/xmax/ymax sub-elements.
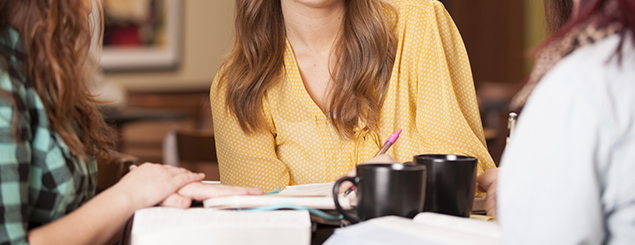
<box><xmin>0</xmin><ymin>28</ymin><xmax>97</xmax><ymax>245</ymax></box>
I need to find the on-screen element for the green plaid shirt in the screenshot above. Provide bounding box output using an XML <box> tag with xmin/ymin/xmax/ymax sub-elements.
<box><xmin>0</xmin><ymin>28</ymin><xmax>97</xmax><ymax>245</ymax></box>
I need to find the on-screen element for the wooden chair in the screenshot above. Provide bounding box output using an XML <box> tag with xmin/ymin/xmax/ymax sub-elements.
<box><xmin>97</xmin><ymin>152</ymin><xmax>138</xmax><ymax>245</ymax></box>
<box><xmin>97</xmin><ymin>151</ymin><xmax>139</xmax><ymax>193</ymax></box>
<box><xmin>163</xmin><ymin>129</ymin><xmax>220</xmax><ymax>181</ymax></box>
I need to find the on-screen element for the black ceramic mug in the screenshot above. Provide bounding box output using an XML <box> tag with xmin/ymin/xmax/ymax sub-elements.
<box><xmin>332</xmin><ymin>163</ymin><xmax>426</xmax><ymax>224</ymax></box>
<box><xmin>413</xmin><ymin>154</ymin><xmax>478</xmax><ymax>217</ymax></box>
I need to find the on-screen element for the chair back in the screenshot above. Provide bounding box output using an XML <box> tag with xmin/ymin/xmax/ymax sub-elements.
<box><xmin>176</xmin><ymin>130</ymin><xmax>217</xmax><ymax>162</ymax></box>
<box><xmin>163</xmin><ymin>129</ymin><xmax>220</xmax><ymax>181</ymax></box>
<box><xmin>97</xmin><ymin>152</ymin><xmax>139</xmax><ymax>193</ymax></box>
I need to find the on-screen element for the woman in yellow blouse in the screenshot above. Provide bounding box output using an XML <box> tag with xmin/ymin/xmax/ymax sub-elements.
<box><xmin>211</xmin><ymin>0</ymin><xmax>496</xmax><ymax>195</ymax></box>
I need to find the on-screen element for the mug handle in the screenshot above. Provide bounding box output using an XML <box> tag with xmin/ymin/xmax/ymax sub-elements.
<box><xmin>333</xmin><ymin>176</ymin><xmax>361</xmax><ymax>224</ymax></box>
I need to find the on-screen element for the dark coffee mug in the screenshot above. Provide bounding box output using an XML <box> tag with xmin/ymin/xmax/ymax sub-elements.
<box><xmin>413</xmin><ymin>154</ymin><xmax>478</xmax><ymax>217</ymax></box>
<box><xmin>332</xmin><ymin>163</ymin><xmax>426</xmax><ymax>224</ymax></box>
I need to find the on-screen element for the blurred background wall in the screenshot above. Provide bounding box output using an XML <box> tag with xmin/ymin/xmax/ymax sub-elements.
<box><xmin>103</xmin><ymin>0</ymin><xmax>548</xmax><ymax>165</ymax></box>
<box><xmin>440</xmin><ymin>0</ymin><xmax>547</xmax><ymax>163</ymax></box>
<box><xmin>103</xmin><ymin>0</ymin><xmax>234</xmax><ymax>91</ymax></box>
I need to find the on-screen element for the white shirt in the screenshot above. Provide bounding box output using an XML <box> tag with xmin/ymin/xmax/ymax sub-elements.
<box><xmin>498</xmin><ymin>33</ymin><xmax>635</xmax><ymax>244</ymax></box>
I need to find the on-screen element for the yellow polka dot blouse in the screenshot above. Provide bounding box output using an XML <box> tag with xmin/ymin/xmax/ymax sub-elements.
<box><xmin>210</xmin><ymin>0</ymin><xmax>496</xmax><ymax>197</ymax></box>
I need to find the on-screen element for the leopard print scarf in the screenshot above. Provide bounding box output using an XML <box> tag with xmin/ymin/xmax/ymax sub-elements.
<box><xmin>510</xmin><ymin>0</ymin><xmax>622</xmax><ymax>110</ymax></box>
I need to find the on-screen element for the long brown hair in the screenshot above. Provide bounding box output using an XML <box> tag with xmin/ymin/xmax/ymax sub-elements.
<box><xmin>0</xmin><ymin>0</ymin><xmax>114</xmax><ymax>162</ymax></box>
<box><xmin>219</xmin><ymin>0</ymin><xmax>397</xmax><ymax>139</ymax></box>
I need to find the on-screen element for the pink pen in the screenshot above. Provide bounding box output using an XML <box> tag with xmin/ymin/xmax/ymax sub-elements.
<box><xmin>344</xmin><ymin>129</ymin><xmax>402</xmax><ymax>196</ymax></box>
<box><xmin>373</xmin><ymin>129</ymin><xmax>402</xmax><ymax>157</ymax></box>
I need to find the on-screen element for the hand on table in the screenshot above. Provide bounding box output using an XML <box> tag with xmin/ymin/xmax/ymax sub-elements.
<box><xmin>476</xmin><ymin>168</ymin><xmax>499</xmax><ymax>217</ymax></box>
<box><xmin>335</xmin><ymin>154</ymin><xmax>398</xmax><ymax>194</ymax></box>
<box><xmin>124</xmin><ymin>164</ymin><xmax>264</xmax><ymax>208</ymax></box>
<box><xmin>160</xmin><ymin>182</ymin><xmax>264</xmax><ymax>208</ymax></box>
<box><xmin>112</xmin><ymin>163</ymin><xmax>205</xmax><ymax>210</ymax></box>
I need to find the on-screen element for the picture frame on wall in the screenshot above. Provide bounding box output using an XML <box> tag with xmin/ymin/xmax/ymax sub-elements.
<box><xmin>99</xmin><ymin>0</ymin><xmax>182</xmax><ymax>71</ymax></box>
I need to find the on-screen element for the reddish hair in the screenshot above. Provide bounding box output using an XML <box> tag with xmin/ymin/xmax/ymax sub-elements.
<box><xmin>543</xmin><ymin>0</ymin><xmax>635</xmax><ymax>51</ymax></box>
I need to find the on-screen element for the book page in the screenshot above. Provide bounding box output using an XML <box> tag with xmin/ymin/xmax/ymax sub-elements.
<box><xmin>131</xmin><ymin>207</ymin><xmax>311</xmax><ymax>245</ymax></box>
<box><xmin>203</xmin><ymin>182</ymin><xmax>354</xmax><ymax>209</ymax></box>
<box><xmin>280</xmin><ymin>182</ymin><xmax>335</xmax><ymax>197</ymax></box>
<box><xmin>324</xmin><ymin>218</ymin><xmax>435</xmax><ymax>245</ymax></box>
<box><xmin>325</xmin><ymin>215</ymin><xmax>501</xmax><ymax>245</ymax></box>
<box><xmin>413</xmin><ymin>212</ymin><xmax>501</xmax><ymax>240</ymax></box>
<box><xmin>203</xmin><ymin>195</ymin><xmax>351</xmax><ymax>210</ymax></box>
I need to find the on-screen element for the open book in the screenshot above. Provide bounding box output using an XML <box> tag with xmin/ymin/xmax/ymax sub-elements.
<box><xmin>203</xmin><ymin>182</ymin><xmax>353</xmax><ymax>209</ymax></box>
<box><xmin>131</xmin><ymin>208</ymin><xmax>311</xmax><ymax>245</ymax></box>
<box><xmin>202</xmin><ymin>182</ymin><xmax>484</xmax><ymax>212</ymax></box>
<box><xmin>323</xmin><ymin>212</ymin><xmax>501</xmax><ymax>245</ymax></box>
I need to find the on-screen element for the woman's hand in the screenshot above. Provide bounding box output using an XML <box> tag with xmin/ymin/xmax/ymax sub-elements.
<box><xmin>110</xmin><ymin>163</ymin><xmax>205</xmax><ymax>211</ymax></box>
<box><xmin>335</xmin><ymin>154</ymin><xmax>398</xmax><ymax>194</ymax></box>
<box><xmin>160</xmin><ymin>182</ymin><xmax>264</xmax><ymax>208</ymax></box>
<box><xmin>476</xmin><ymin>168</ymin><xmax>499</xmax><ymax>217</ymax></box>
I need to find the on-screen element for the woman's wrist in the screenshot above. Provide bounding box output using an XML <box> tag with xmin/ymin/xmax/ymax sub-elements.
<box><xmin>97</xmin><ymin>184</ymin><xmax>141</xmax><ymax>216</ymax></box>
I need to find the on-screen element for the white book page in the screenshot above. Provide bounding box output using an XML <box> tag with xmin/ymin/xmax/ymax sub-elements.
<box><xmin>131</xmin><ymin>207</ymin><xmax>311</xmax><ymax>245</ymax></box>
<box><xmin>203</xmin><ymin>195</ymin><xmax>351</xmax><ymax>209</ymax></box>
<box><xmin>203</xmin><ymin>182</ymin><xmax>355</xmax><ymax>209</ymax></box>
<box><xmin>324</xmin><ymin>218</ymin><xmax>436</xmax><ymax>245</ymax></box>
<box><xmin>280</xmin><ymin>182</ymin><xmax>335</xmax><ymax>196</ymax></box>
<box><xmin>326</xmin><ymin>215</ymin><xmax>501</xmax><ymax>245</ymax></box>
<box><xmin>412</xmin><ymin>212</ymin><xmax>502</xmax><ymax>240</ymax></box>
